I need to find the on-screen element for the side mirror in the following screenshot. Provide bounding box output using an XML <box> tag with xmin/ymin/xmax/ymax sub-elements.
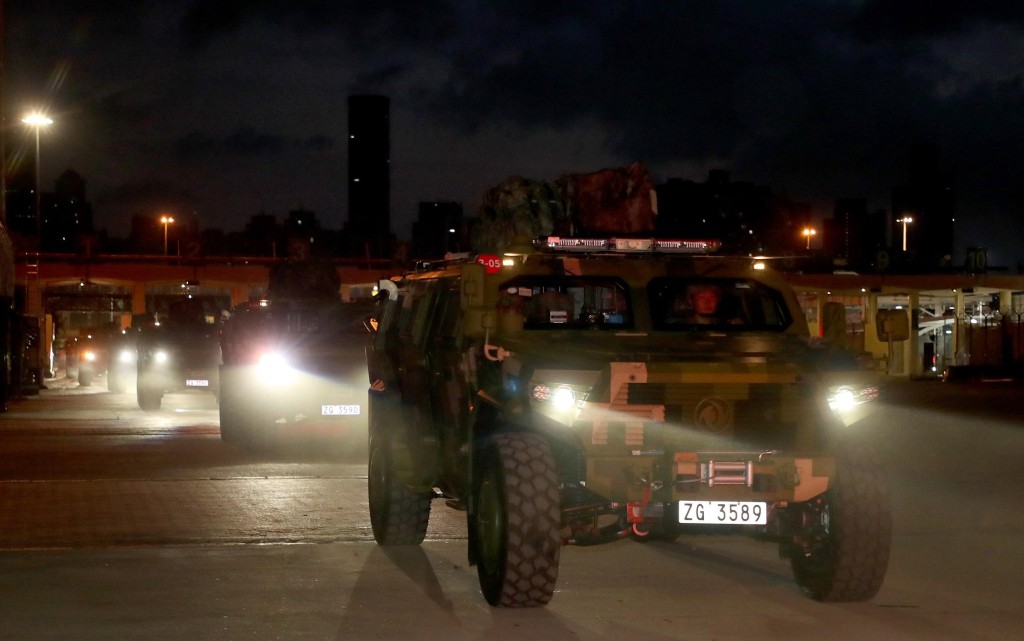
<box><xmin>372</xmin><ymin>280</ymin><xmax>399</xmax><ymax>338</ymax></box>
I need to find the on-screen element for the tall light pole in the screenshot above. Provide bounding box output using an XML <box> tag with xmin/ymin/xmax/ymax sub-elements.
<box><xmin>897</xmin><ymin>216</ymin><xmax>913</xmax><ymax>252</ymax></box>
<box><xmin>160</xmin><ymin>215</ymin><xmax>174</xmax><ymax>255</ymax></box>
<box><xmin>22</xmin><ymin>113</ymin><xmax>53</xmax><ymax>246</ymax></box>
<box><xmin>802</xmin><ymin>227</ymin><xmax>816</xmax><ymax>250</ymax></box>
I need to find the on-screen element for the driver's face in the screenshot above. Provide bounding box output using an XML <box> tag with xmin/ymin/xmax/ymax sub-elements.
<box><xmin>693</xmin><ymin>289</ymin><xmax>719</xmax><ymax>315</ymax></box>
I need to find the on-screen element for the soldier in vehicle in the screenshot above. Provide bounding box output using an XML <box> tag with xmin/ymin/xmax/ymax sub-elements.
<box><xmin>670</xmin><ymin>283</ymin><xmax>743</xmax><ymax>325</ymax></box>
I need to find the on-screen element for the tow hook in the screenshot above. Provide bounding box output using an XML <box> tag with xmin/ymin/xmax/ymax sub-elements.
<box><xmin>627</xmin><ymin>481</ymin><xmax>663</xmax><ymax>537</ymax></box>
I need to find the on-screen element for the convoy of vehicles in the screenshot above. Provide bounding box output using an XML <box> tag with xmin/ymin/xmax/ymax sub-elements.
<box><xmin>218</xmin><ymin>262</ymin><xmax>371</xmax><ymax>451</ymax></box>
<box><xmin>364</xmin><ymin>237</ymin><xmax>890</xmax><ymax>607</ymax></box>
<box><xmin>135</xmin><ymin>298</ymin><xmax>222</xmax><ymax>410</ymax></box>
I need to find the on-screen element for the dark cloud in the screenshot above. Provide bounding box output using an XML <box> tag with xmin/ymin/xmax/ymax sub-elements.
<box><xmin>4</xmin><ymin>1</ymin><xmax>1024</xmax><ymax>259</ymax></box>
<box><xmin>851</xmin><ymin>0</ymin><xmax>1024</xmax><ymax>40</ymax></box>
<box><xmin>178</xmin><ymin>0</ymin><xmax>457</xmax><ymax>52</ymax></box>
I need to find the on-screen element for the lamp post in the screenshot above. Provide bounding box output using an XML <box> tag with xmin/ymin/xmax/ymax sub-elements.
<box><xmin>802</xmin><ymin>227</ymin><xmax>816</xmax><ymax>250</ymax></box>
<box><xmin>160</xmin><ymin>215</ymin><xmax>175</xmax><ymax>255</ymax></box>
<box><xmin>21</xmin><ymin>113</ymin><xmax>53</xmax><ymax>245</ymax></box>
<box><xmin>897</xmin><ymin>216</ymin><xmax>913</xmax><ymax>252</ymax></box>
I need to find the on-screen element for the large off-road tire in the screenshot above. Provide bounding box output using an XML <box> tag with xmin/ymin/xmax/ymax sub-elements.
<box><xmin>789</xmin><ymin>437</ymin><xmax>891</xmax><ymax>602</ymax></box>
<box><xmin>78</xmin><ymin>368</ymin><xmax>93</xmax><ymax>387</ymax></box>
<box><xmin>367</xmin><ymin>434</ymin><xmax>432</xmax><ymax>545</ymax></box>
<box><xmin>137</xmin><ymin>376</ymin><xmax>162</xmax><ymax>411</ymax></box>
<box><xmin>473</xmin><ymin>432</ymin><xmax>561</xmax><ymax>607</ymax></box>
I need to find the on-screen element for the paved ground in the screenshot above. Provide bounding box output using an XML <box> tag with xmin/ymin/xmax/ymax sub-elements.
<box><xmin>0</xmin><ymin>374</ymin><xmax>1022</xmax><ymax>640</ymax></box>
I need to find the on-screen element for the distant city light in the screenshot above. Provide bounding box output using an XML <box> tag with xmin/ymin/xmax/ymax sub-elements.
<box><xmin>801</xmin><ymin>227</ymin><xmax>817</xmax><ymax>249</ymax></box>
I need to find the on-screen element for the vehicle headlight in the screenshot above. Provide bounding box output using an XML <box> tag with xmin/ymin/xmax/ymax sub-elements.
<box><xmin>257</xmin><ymin>351</ymin><xmax>289</xmax><ymax>369</ymax></box>
<box><xmin>531</xmin><ymin>383</ymin><xmax>587</xmax><ymax>411</ymax></box>
<box><xmin>117</xmin><ymin>348</ymin><xmax>136</xmax><ymax>364</ymax></box>
<box><xmin>82</xmin><ymin>350</ymin><xmax>97</xmax><ymax>363</ymax></box>
<box><xmin>255</xmin><ymin>349</ymin><xmax>296</xmax><ymax>385</ymax></box>
<box><xmin>153</xmin><ymin>350</ymin><xmax>170</xmax><ymax>365</ymax></box>
<box><xmin>827</xmin><ymin>385</ymin><xmax>878</xmax><ymax>413</ymax></box>
<box><xmin>551</xmin><ymin>386</ymin><xmax>577</xmax><ymax>410</ymax></box>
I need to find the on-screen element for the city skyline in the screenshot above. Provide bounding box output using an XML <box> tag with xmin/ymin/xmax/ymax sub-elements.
<box><xmin>4</xmin><ymin>3</ymin><xmax>1023</xmax><ymax>264</ymax></box>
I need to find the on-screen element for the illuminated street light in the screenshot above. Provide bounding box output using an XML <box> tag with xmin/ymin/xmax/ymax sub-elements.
<box><xmin>160</xmin><ymin>215</ymin><xmax>175</xmax><ymax>255</ymax></box>
<box><xmin>802</xmin><ymin>227</ymin><xmax>816</xmax><ymax>250</ymax></box>
<box><xmin>21</xmin><ymin>113</ymin><xmax>54</xmax><ymax>245</ymax></box>
<box><xmin>897</xmin><ymin>216</ymin><xmax>913</xmax><ymax>252</ymax></box>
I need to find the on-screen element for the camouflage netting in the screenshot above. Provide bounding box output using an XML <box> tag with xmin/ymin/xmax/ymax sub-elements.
<box><xmin>472</xmin><ymin>176</ymin><xmax>567</xmax><ymax>254</ymax></box>
<box><xmin>471</xmin><ymin>162</ymin><xmax>657</xmax><ymax>254</ymax></box>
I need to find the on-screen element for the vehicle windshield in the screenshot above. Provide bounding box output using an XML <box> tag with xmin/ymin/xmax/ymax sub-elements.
<box><xmin>648</xmin><ymin>277</ymin><xmax>792</xmax><ymax>331</ymax></box>
<box><xmin>498</xmin><ymin>276</ymin><xmax>632</xmax><ymax>329</ymax></box>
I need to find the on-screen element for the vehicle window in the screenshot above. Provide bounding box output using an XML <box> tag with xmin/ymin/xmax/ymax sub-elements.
<box><xmin>430</xmin><ymin>278</ymin><xmax>463</xmax><ymax>346</ymax></box>
<box><xmin>398</xmin><ymin>280</ymin><xmax>439</xmax><ymax>346</ymax></box>
<box><xmin>648</xmin><ymin>277</ymin><xmax>791</xmax><ymax>331</ymax></box>
<box><xmin>498</xmin><ymin>276</ymin><xmax>632</xmax><ymax>330</ymax></box>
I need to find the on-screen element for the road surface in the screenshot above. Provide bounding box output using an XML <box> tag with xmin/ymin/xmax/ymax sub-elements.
<box><xmin>0</xmin><ymin>375</ymin><xmax>1021</xmax><ymax>640</ymax></box>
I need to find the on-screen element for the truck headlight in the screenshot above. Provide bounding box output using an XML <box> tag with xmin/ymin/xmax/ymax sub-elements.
<box><xmin>82</xmin><ymin>350</ymin><xmax>97</xmax><ymax>363</ymax></box>
<box><xmin>153</xmin><ymin>350</ymin><xmax>170</xmax><ymax>365</ymax></box>
<box><xmin>256</xmin><ymin>350</ymin><xmax>296</xmax><ymax>385</ymax></box>
<box><xmin>531</xmin><ymin>383</ymin><xmax>587</xmax><ymax>410</ymax></box>
<box><xmin>551</xmin><ymin>386</ymin><xmax>577</xmax><ymax>410</ymax></box>
<box><xmin>827</xmin><ymin>385</ymin><xmax>878</xmax><ymax>413</ymax></box>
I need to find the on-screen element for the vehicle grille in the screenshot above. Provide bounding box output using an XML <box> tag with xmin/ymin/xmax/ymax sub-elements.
<box><xmin>617</xmin><ymin>382</ymin><xmax>808</xmax><ymax>449</ymax></box>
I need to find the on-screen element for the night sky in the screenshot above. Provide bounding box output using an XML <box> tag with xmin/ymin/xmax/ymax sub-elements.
<box><xmin>5</xmin><ymin>2</ymin><xmax>1023</xmax><ymax>265</ymax></box>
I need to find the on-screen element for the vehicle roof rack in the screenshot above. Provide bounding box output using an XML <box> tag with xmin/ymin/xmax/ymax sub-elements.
<box><xmin>534</xmin><ymin>237</ymin><xmax>721</xmax><ymax>254</ymax></box>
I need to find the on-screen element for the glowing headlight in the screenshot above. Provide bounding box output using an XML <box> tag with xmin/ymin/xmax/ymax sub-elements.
<box><xmin>828</xmin><ymin>387</ymin><xmax>857</xmax><ymax>412</ymax></box>
<box><xmin>531</xmin><ymin>383</ymin><xmax>586</xmax><ymax>410</ymax></box>
<box><xmin>257</xmin><ymin>351</ymin><xmax>289</xmax><ymax>370</ymax></box>
<box><xmin>828</xmin><ymin>385</ymin><xmax>878</xmax><ymax>413</ymax></box>
<box><xmin>117</xmin><ymin>349</ymin><xmax>135</xmax><ymax>364</ymax></box>
<box><xmin>153</xmin><ymin>350</ymin><xmax>169</xmax><ymax>365</ymax></box>
<box><xmin>551</xmin><ymin>386</ymin><xmax>577</xmax><ymax>410</ymax></box>
<box><xmin>82</xmin><ymin>350</ymin><xmax>97</xmax><ymax>363</ymax></box>
<box><xmin>255</xmin><ymin>350</ymin><xmax>297</xmax><ymax>385</ymax></box>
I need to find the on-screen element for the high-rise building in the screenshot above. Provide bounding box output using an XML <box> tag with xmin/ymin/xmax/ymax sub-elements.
<box><xmin>344</xmin><ymin>95</ymin><xmax>391</xmax><ymax>256</ymax></box>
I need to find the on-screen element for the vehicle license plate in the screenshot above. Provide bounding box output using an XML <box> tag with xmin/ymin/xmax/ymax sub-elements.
<box><xmin>678</xmin><ymin>500</ymin><xmax>767</xmax><ymax>525</ymax></box>
<box><xmin>322</xmin><ymin>404</ymin><xmax>361</xmax><ymax>416</ymax></box>
<box><xmin>186</xmin><ymin>379</ymin><xmax>209</xmax><ymax>387</ymax></box>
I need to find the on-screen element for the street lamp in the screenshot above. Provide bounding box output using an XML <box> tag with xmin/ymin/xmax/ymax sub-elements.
<box><xmin>160</xmin><ymin>215</ymin><xmax>175</xmax><ymax>255</ymax></box>
<box><xmin>897</xmin><ymin>216</ymin><xmax>913</xmax><ymax>252</ymax></box>
<box><xmin>802</xmin><ymin>227</ymin><xmax>816</xmax><ymax>250</ymax></box>
<box><xmin>22</xmin><ymin>113</ymin><xmax>53</xmax><ymax>245</ymax></box>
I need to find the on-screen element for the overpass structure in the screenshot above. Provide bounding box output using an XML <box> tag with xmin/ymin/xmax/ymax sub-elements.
<box><xmin>14</xmin><ymin>253</ymin><xmax>395</xmax><ymax>378</ymax></box>
<box><xmin>12</xmin><ymin>253</ymin><xmax>1024</xmax><ymax>380</ymax></box>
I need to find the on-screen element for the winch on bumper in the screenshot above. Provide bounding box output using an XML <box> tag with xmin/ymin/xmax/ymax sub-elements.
<box><xmin>561</xmin><ymin>448</ymin><xmax>835</xmax><ymax>545</ymax></box>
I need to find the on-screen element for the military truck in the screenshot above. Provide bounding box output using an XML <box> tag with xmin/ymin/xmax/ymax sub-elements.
<box><xmin>366</xmin><ymin>236</ymin><xmax>890</xmax><ymax>607</ymax></box>
<box><xmin>218</xmin><ymin>262</ymin><xmax>372</xmax><ymax>450</ymax></box>
<box><xmin>135</xmin><ymin>297</ymin><xmax>222</xmax><ymax>410</ymax></box>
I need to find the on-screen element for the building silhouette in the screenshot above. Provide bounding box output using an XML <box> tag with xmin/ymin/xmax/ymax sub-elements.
<box><xmin>344</xmin><ymin>95</ymin><xmax>392</xmax><ymax>257</ymax></box>
<box><xmin>411</xmin><ymin>201</ymin><xmax>464</xmax><ymax>259</ymax></box>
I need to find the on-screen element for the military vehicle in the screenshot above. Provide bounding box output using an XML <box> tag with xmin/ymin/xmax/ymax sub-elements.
<box><xmin>218</xmin><ymin>262</ymin><xmax>372</xmax><ymax>450</ymax></box>
<box><xmin>135</xmin><ymin>297</ymin><xmax>222</xmax><ymax>410</ymax></box>
<box><xmin>366</xmin><ymin>236</ymin><xmax>890</xmax><ymax>607</ymax></box>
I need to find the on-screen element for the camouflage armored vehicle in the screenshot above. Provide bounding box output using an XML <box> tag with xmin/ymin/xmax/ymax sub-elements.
<box><xmin>135</xmin><ymin>298</ymin><xmax>222</xmax><ymax>410</ymax></box>
<box><xmin>366</xmin><ymin>236</ymin><xmax>890</xmax><ymax>607</ymax></box>
<box><xmin>218</xmin><ymin>262</ymin><xmax>372</xmax><ymax>451</ymax></box>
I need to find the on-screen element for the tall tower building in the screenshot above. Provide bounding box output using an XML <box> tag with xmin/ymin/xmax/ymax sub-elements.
<box><xmin>344</xmin><ymin>95</ymin><xmax>391</xmax><ymax>256</ymax></box>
